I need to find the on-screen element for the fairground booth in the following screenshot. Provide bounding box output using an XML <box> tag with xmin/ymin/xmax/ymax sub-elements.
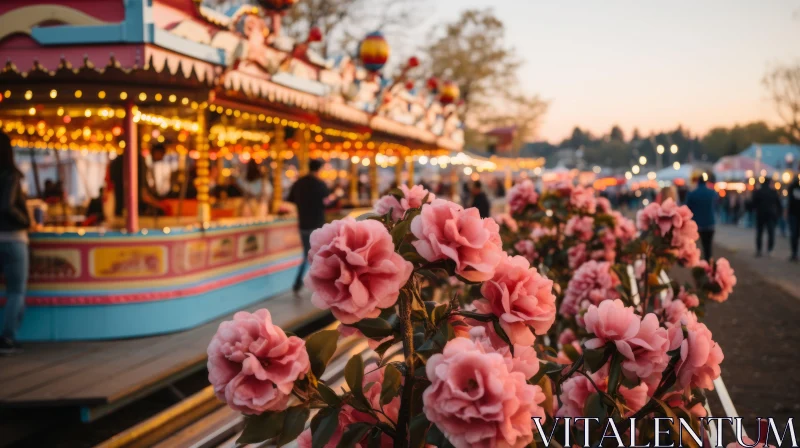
<box><xmin>0</xmin><ymin>0</ymin><xmax>463</xmax><ymax>340</ymax></box>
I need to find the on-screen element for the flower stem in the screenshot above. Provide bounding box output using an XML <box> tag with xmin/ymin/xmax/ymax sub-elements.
<box><xmin>394</xmin><ymin>282</ymin><xmax>416</xmax><ymax>448</ymax></box>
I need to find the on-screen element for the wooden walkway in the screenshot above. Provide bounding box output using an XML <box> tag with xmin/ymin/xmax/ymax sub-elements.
<box><xmin>0</xmin><ymin>290</ymin><xmax>328</xmax><ymax>422</ymax></box>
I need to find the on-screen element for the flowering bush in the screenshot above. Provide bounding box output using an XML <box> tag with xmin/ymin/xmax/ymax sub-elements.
<box><xmin>207</xmin><ymin>184</ymin><xmax>736</xmax><ymax>448</ymax></box>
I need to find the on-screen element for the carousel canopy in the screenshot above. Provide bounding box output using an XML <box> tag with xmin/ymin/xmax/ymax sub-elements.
<box><xmin>713</xmin><ymin>155</ymin><xmax>777</xmax><ymax>181</ymax></box>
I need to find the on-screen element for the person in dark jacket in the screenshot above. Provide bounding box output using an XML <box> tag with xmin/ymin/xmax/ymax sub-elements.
<box><xmin>685</xmin><ymin>176</ymin><xmax>718</xmax><ymax>261</ymax></box>
<box><xmin>471</xmin><ymin>180</ymin><xmax>491</xmax><ymax>218</ymax></box>
<box><xmin>287</xmin><ymin>159</ymin><xmax>338</xmax><ymax>293</ymax></box>
<box><xmin>0</xmin><ymin>131</ymin><xmax>31</xmax><ymax>355</ymax></box>
<box><xmin>788</xmin><ymin>163</ymin><xmax>800</xmax><ymax>262</ymax></box>
<box><xmin>752</xmin><ymin>179</ymin><xmax>783</xmax><ymax>257</ymax></box>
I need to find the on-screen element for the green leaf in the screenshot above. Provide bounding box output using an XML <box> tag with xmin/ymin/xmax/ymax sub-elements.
<box><xmin>236</xmin><ymin>411</ymin><xmax>285</xmax><ymax>444</ymax></box>
<box><xmin>306</xmin><ymin>330</ymin><xmax>340</xmax><ymax>378</ymax></box>
<box><xmin>562</xmin><ymin>343</ymin><xmax>580</xmax><ymax>362</ymax></box>
<box><xmin>356</xmin><ymin>212</ymin><xmax>380</xmax><ymax>221</ymax></box>
<box><xmin>317</xmin><ymin>382</ymin><xmax>342</xmax><ymax>406</ymax></box>
<box><xmin>410</xmin><ymin>414</ymin><xmax>431</xmax><ymax>448</ymax></box>
<box><xmin>276</xmin><ymin>406</ymin><xmax>310</xmax><ymax>447</ymax></box>
<box><xmin>391</xmin><ymin>218</ymin><xmax>412</xmax><ymax>247</ymax></box>
<box><xmin>337</xmin><ymin>422</ymin><xmax>373</xmax><ymax>448</ymax></box>
<box><xmin>492</xmin><ymin>320</ymin><xmax>514</xmax><ymax>355</ymax></box>
<box><xmin>431</xmin><ymin>304</ymin><xmax>450</xmax><ymax>326</ymax></box>
<box><xmin>312</xmin><ymin>407</ymin><xmax>341</xmax><ymax>448</ymax></box>
<box><xmin>380</xmin><ymin>364</ymin><xmax>402</xmax><ymax>405</ymax></box>
<box><xmin>583</xmin><ymin>346</ymin><xmax>609</xmax><ymax>373</ymax></box>
<box><xmin>350</xmin><ymin>318</ymin><xmax>394</xmax><ymax>339</ymax></box>
<box><xmin>607</xmin><ymin>355</ymin><xmax>623</xmax><ymax>395</ymax></box>
<box><xmin>344</xmin><ymin>355</ymin><xmax>365</xmax><ymax>397</ymax></box>
<box><xmin>456</xmin><ymin>311</ymin><xmax>495</xmax><ymax>322</ymax></box>
<box><xmin>582</xmin><ymin>392</ymin><xmax>605</xmax><ymax>419</ymax></box>
<box><xmin>373</xmin><ymin>337</ymin><xmax>397</xmax><ymax>358</ymax></box>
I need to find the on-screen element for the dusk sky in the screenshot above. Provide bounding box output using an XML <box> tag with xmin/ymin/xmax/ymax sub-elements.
<box><xmin>421</xmin><ymin>0</ymin><xmax>800</xmax><ymax>143</ymax></box>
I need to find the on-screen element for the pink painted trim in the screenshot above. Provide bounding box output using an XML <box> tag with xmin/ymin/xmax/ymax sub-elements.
<box><xmin>0</xmin><ymin>259</ymin><xmax>301</xmax><ymax>307</ymax></box>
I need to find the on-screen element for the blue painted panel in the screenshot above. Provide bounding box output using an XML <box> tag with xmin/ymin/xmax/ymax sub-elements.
<box><xmin>0</xmin><ymin>262</ymin><xmax>301</xmax><ymax>341</ymax></box>
<box><xmin>153</xmin><ymin>28</ymin><xmax>226</xmax><ymax>65</ymax></box>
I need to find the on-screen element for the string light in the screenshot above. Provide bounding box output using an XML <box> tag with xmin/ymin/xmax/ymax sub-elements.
<box><xmin>98</xmin><ymin>91</ymin><xmax>106</xmax><ymax>99</ymax></box>
<box><xmin>74</xmin><ymin>90</ymin><xmax>82</xmax><ymax>98</ymax></box>
<box><xmin>50</xmin><ymin>90</ymin><xmax>57</xmax><ymax>99</ymax></box>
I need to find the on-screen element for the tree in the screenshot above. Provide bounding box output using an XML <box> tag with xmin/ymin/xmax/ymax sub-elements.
<box><xmin>763</xmin><ymin>63</ymin><xmax>800</xmax><ymax>143</ymax></box>
<box><xmin>282</xmin><ymin>0</ymin><xmax>422</xmax><ymax>58</ymax></box>
<box><xmin>481</xmin><ymin>93</ymin><xmax>549</xmax><ymax>152</ymax></box>
<box><xmin>609</xmin><ymin>125</ymin><xmax>625</xmax><ymax>142</ymax></box>
<box><xmin>562</xmin><ymin>127</ymin><xmax>593</xmax><ymax>149</ymax></box>
<box><xmin>424</xmin><ymin>9</ymin><xmax>522</xmax><ymax>122</ymax></box>
<box><xmin>631</xmin><ymin>128</ymin><xmax>642</xmax><ymax>142</ymax></box>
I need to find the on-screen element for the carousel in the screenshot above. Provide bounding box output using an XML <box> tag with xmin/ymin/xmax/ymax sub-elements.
<box><xmin>0</xmin><ymin>0</ymin><xmax>462</xmax><ymax>340</ymax></box>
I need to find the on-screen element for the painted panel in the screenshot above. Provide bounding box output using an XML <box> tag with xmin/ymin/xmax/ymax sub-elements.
<box><xmin>89</xmin><ymin>245</ymin><xmax>168</xmax><ymax>278</ymax></box>
<box><xmin>237</xmin><ymin>232</ymin><xmax>264</xmax><ymax>259</ymax></box>
<box><xmin>208</xmin><ymin>236</ymin><xmax>236</xmax><ymax>265</ymax></box>
<box><xmin>29</xmin><ymin>249</ymin><xmax>82</xmax><ymax>280</ymax></box>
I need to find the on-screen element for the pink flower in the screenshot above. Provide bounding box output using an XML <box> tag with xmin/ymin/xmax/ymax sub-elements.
<box><xmin>561</xmin><ymin>261</ymin><xmax>620</xmax><ymax>316</ymax></box>
<box><xmin>557</xmin><ymin>364</ymin><xmax>648</xmax><ymax>418</ymax></box>
<box><xmin>513</xmin><ymin>239</ymin><xmax>538</xmax><ymax>264</ymax></box>
<box><xmin>567</xmin><ymin>243</ymin><xmax>588</xmax><ymax>270</ymax></box>
<box><xmin>612</xmin><ymin>211</ymin><xmax>637</xmax><ymax>242</ymax></box>
<box><xmin>494</xmin><ymin>213</ymin><xmax>519</xmax><ymax>233</ymax></box>
<box><xmin>423</xmin><ymin>337</ymin><xmax>546</xmax><ymax>448</ymax></box>
<box><xmin>507</xmin><ymin>179</ymin><xmax>539</xmax><ymax>214</ymax></box>
<box><xmin>570</xmin><ymin>186</ymin><xmax>597</xmax><ymax>214</ymax></box>
<box><xmin>701</xmin><ymin>258</ymin><xmax>737</xmax><ymax>302</ymax></box>
<box><xmin>468</xmin><ymin>326</ymin><xmax>541</xmax><ymax>380</ymax></box>
<box><xmin>306</xmin><ymin>218</ymin><xmax>413</xmax><ymax>324</ymax></box>
<box><xmin>374</xmin><ymin>184</ymin><xmax>434</xmax><ymax>221</ymax></box>
<box><xmin>411</xmin><ymin>199</ymin><xmax>504</xmax><ymax>282</ymax></box>
<box><xmin>636</xmin><ymin>198</ymin><xmax>690</xmax><ymax>236</ymax></box>
<box><xmin>675</xmin><ymin>321</ymin><xmax>724</xmax><ymax>390</ymax></box>
<box><xmin>565</xmin><ymin>216</ymin><xmax>595</xmax><ymax>242</ymax></box>
<box><xmin>530</xmin><ymin>226</ymin><xmax>557</xmax><ymax>242</ymax></box>
<box><xmin>207</xmin><ymin>309</ymin><xmax>310</xmax><ymax>414</ymax></box>
<box><xmin>558</xmin><ymin>328</ymin><xmax>577</xmax><ymax>346</ymax></box>
<box><xmin>591</xmin><ymin>229</ymin><xmax>617</xmax><ymax>263</ymax></box>
<box><xmin>583</xmin><ymin>301</ymin><xmax>670</xmax><ymax>383</ymax></box>
<box><xmin>475</xmin><ymin>255</ymin><xmax>556</xmax><ymax>345</ymax></box>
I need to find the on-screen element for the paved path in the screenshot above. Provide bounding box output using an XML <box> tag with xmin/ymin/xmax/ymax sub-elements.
<box><xmin>713</xmin><ymin>224</ymin><xmax>800</xmax><ymax>301</ymax></box>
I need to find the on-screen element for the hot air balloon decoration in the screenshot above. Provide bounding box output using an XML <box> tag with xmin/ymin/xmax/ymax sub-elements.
<box><xmin>359</xmin><ymin>31</ymin><xmax>390</xmax><ymax>73</ymax></box>
<box><xmin>256</xmin><ymin>0</ymin><xmax>297</xmax><ymax>11</ymax></box>
<box><xmin>439</xmin><ymin>80</ymin><xmax>459</xmax><ymax>105</ymax></box>
<box><xmin>426</xmin><ymin>77</ymin><xmax>439</xmax><ymax>93</ymax></box>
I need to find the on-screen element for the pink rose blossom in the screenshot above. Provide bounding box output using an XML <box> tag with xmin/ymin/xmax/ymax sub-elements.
<box><xmin>530</xmin><ymin>226</ymin><xmax>557</xmax><ymax>242</ymax></box>
<box><xmin>513</xmin><ymin>239</ymin><xmax>538</xmax><ymax>264</ymax></box>
<box><xmin>507</xmin><ymin>179</ymin><xmax>539</xmax><ymax>214</ymax></box>
<box><xmin>570</xmin><ymin>186</ymin><xmax>597</xmax><ymax>213</ymax></box>
<box><xmin>374</xmin><ymin>184</ymin><xmax>434</xmax><ymax>221</ymax></box>
<box><xmin>558</xmin><ymin>328</ymin><xmax>577</xmax><ymax>346</ymax></box>
<box><xmin>677</xmin><ymin>287</ymin><xmax>701</xmax><ymax>308</ymax></box>
<box><xmin>494</xmin><ymin>213</ymin><xmax>520</xmax><ymax>233</ymax></box>
<box><xmin>557</xmin><ymin>364</ymin><xmax>648</xmax><ymax>418</ymax></box>
<box><xmin>700</xmin><ymin>258</ymin><xmax>737</xmax><ymax>302</ymax></box>
<box><xmin>468</xmin><ymin>326</ymin><xmax>541</xmax><ymax>380</ymax></box>
<box><xmin>567</xmin><ymin>243</ymin><xmax>588</xmax><ymax>270</ymax></box>
<box><xmin>612</xmin><ymin>211</ymin><xmax>638</xmax><ymax>242</ymax></box>
<box><xmin>675</xmin><ymin>321</ymin><xmax>724</xmax><ymax>390</ymax></box>
<box><xmin>561</xmin><ymin>261</ymin><xmax>620</xmax><ymax>316</ymax></box>
<box><xmin>207</xmin><ymin>309</ymin><xmax>310</xmax><ymax>414</ymax></box>
<box><xmin>583</xmin><ymin>301</ymin><xmax>670</xmax><ymax>383</ymax></box>
<box><xmin>565</xmin><ymin>216</ymin><xmax>595</xmax><ymax>242</ymax></box>
<box><xmin>591</xmin><ymin>229</ymin><xmax>617</xmax><ymax>263</ymax></box>
<box><xmin>475</xmin><ymin>255</ymin><xmax>556</xmax><ymax>345</ymax></box>
<box><xmin>306</xmin><ymin>218</ymin><xmax>413</xmax><ymax>324</ymax></box>
<box><xmin>636</xmin><ymin>198</ymin><xmax>692</xmax><ymax>237</ymax></box>
<box><xmin>411</xmin><ymin>199</ymin><xmax>504</xmax><ymax>282</ymax></box>
<box><xmin>423</xmin><ymin>337</ymin><xmax>546</xmax><ymax>448</ymax></box>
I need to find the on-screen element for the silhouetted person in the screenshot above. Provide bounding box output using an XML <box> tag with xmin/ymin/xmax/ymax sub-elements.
<box><xmin>0</xmin><ymin>131</ymin><xmax>30</xmax><ymax>355</ymax></box>
<box><xmin>471</xmin><ymin>180</ymin><xmax>491</xmax><ymax>218</ymax></box>
<box><xmin>752</xmin><ymin>180</ymin><xmax>782</xmax><ymax>257</ymax></box>
<box><xmin>287</xmin><ymin>160</ymin><xmax>336</xmax><ymax>293</ymax></box>
<box><xmin>109</xmin><ymin>143</ymin><xmax>166</xmax><ymax>217</ymax></box>
<box><xmin>788</xmin><ymin>163</ymin><xmax>800</xmax><ymax>262</ymax></box>
<box><xmin>686</xmin><ymin>177</ymin><xmax>718</xmax><ymax>261</ymax></box>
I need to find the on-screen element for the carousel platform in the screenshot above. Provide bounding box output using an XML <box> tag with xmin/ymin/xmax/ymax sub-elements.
<box><xmin>0</xmin><ymin>289</ymin><xmax>329</xmax><ymax>423</ymax></box>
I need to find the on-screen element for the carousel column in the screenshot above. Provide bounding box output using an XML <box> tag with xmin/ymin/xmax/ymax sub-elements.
<box><xmin>123</xmin><ymin>101</ymin><xmax>139</xmax><ymax>233</ymax></box>
<box><xmin>271</xmin><ymin>125</ymin><xmax>285</xmax><ymax>214</ymax></box>
<box><xmin>394</xmin><ymin>154</ymin><xmax>404</xmax><ymax>188</ymax></box>
<box><xmin>369</xmin><ymin>154</ymin><xmax>379</xmax><ymax>202</ymax></box>
<box><xmin>450</xmin><ymin>167</ymin><xmax>459</xmax><ymax>202</ymax></box>
<box><xmin>298</xmin><ymin>129</ymin><xmax>310</xmax><ymax>176</ymax></box>
<box><xmin>195</xmin><ymin>109</ymin><xmax>211</xmax><ymax>224</ymax></box>
<box><xmin>349</xmin><ymin>156</ymin><xmax>359</xmax><ymax>205</ymax></box>
<box><xmin>504</xmin><ymin>167</ymin><xmax>513</xmax><ymax>213</ymax></box>
<box><xmin>406</xmin><ymin>155</ymin><xmax>415</xmax><ymax>188</ymax></box>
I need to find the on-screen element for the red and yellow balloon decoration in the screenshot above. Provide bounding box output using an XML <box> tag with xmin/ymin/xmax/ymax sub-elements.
<box><xmin>359</xmin><ymin>31</ymin><xmax>390</xmax><ymax>73</ymax></box>
<box><xmin>439</xmin><ymin>80</ymin><xmax>459</xmax><ymax>105</ymax></box>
